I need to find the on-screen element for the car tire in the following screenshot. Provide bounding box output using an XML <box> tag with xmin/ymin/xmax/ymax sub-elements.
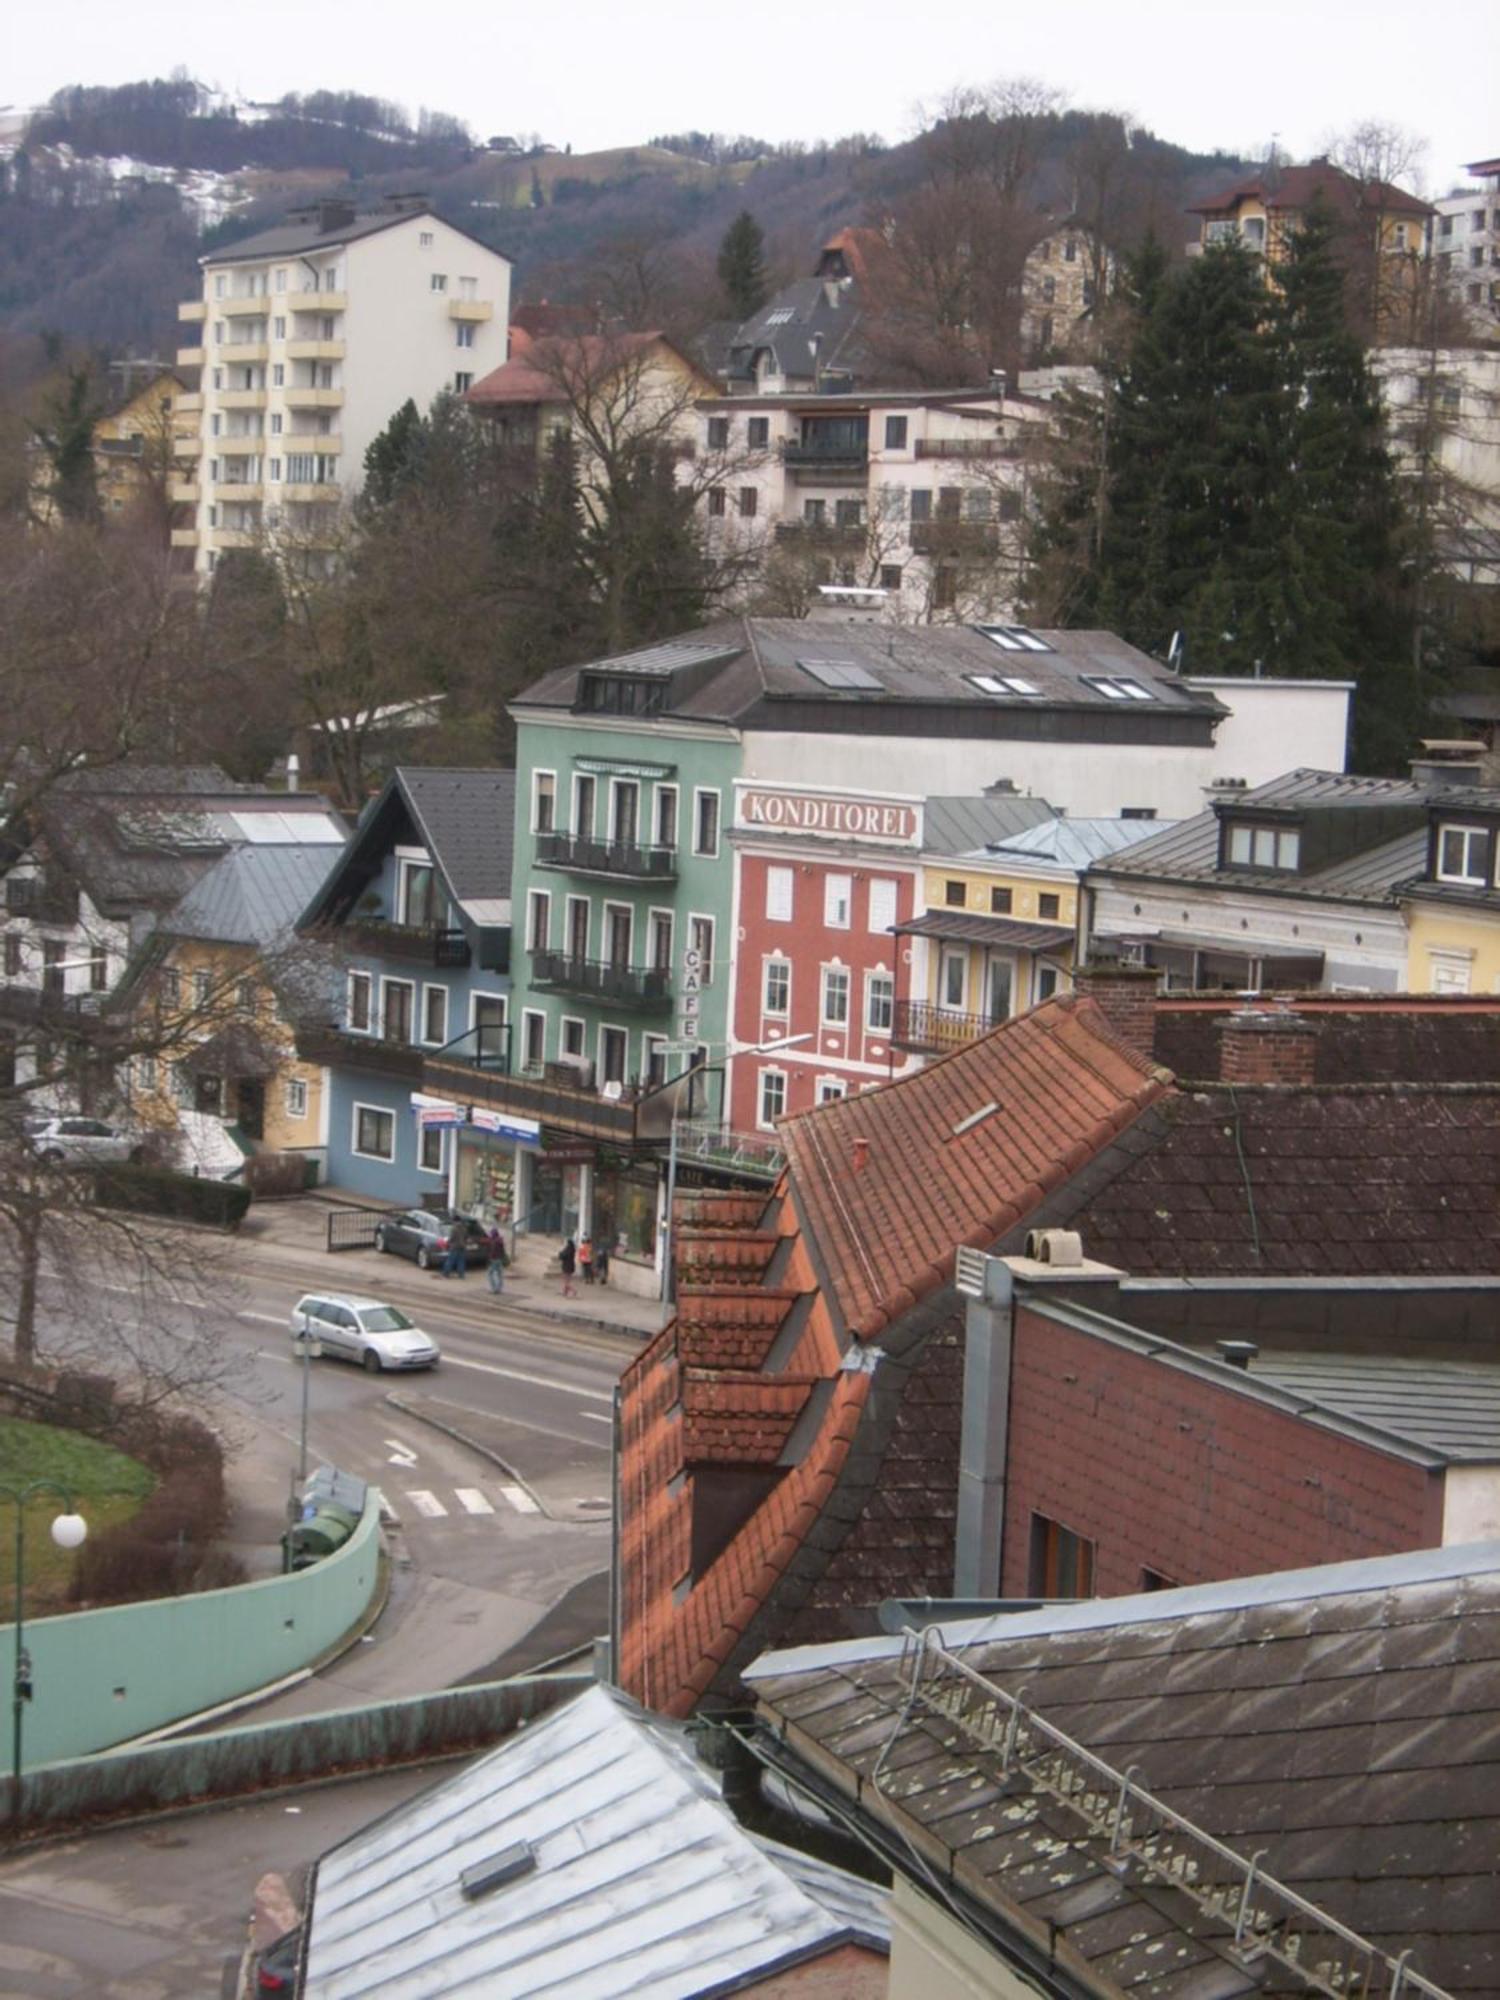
<box><xmin>362</xmin><ymin>1349</ymin><xmax>382</xmax><ymax>1374</ymax></box>
<box><xmin>375</xmin><ymin>1229</ymin><xmax>389</xmax><ymax>1254</ymax></box>
<box><xmin>416</xmin><ymin>1246</ymin><xmax>431</xmax><ymax>1270</ymax></box>
<box><xmin>41</xmin><ymin>1148</ymin><xmax>64</xmax><ymax>1163</ymax></box>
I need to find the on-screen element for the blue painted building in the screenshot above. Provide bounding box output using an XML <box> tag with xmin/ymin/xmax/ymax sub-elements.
<box><xmin>297</xmin><ymin>767</ymin><xmax>529</xmax><ymax>1206</ymax></box>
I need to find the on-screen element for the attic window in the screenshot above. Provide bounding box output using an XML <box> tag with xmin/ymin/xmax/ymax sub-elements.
<box><xmin>968</xmin><ymin>673</ymin><xmax>1042</xmax><ymax>698</ymax></box>
<box><xmin>1436</xmin><ymin>824</ymin><xmax>1490</xmax><ymax>885</ymax></box>
<box><xmin>460</xmin><ymin>1842</ymin><xmax>537</xmax><ymax>1901</ymax></box>
<box><xmin>1225</xmin><ymin>822</ymin><xmax>1301</xmax><ymax>871</ymax></box>
<box><xmin>979</xmin><ymin>625</ymin><xmax>1053</xmax><ymax>654</ymax></box>
<box><xmin>764</xmin><ymin>307</ymin><xmax>795</xmax><ymax>326</ymax></box>
<box><xmin>577</xmin><ymin>674</ymin><xmax>666</xmax><ymax>716</ymax></box>
<box><xmin>1084</xmin><ymin>676</ymin><xmax>1155</xmax><ymax>702</ymax></box>
<box><xmin>798</xmin><ymin>658</ymin><xmax>882</xmax><ymax>692</ymax></box>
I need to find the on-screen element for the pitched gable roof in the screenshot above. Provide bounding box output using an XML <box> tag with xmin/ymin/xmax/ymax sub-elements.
<box><xmin>466</xmin><ymin>331</ymin><xmax>716</xmax><ymax>408</ymax></box>
<box><xmin>299</xmin><ymin>766</ymin><xmax>514</xmax><ymax>930</ymax></box>
<box><xmin>1190</xmin><ymin>157</ymin><xmax>1434</xmax><ymax>220</ymax></box>
<box><xmin>162</xmin><ymin>839</ymin><xmax>346</xmax><ymax>948</ymax></box>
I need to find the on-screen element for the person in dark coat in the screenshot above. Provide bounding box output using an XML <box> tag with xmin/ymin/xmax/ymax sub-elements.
<box><xmin>559</xmin><ymin>1236</ymin><xmax>577</xmax><ymax>1297</ymax></box>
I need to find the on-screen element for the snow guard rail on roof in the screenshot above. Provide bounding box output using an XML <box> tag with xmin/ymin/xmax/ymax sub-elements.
<box><xmin>881</xmin><ymin>1626</ymin><xmax>1452</xmax><ymax>2000</ymax></box>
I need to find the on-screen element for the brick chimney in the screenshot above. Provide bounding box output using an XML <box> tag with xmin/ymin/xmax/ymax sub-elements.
<box><xmin>1072</xmin><ymin>960</ymin><xmax>1162</xmax><ymax>1059</ymax></box>
<box><xmin>1218</xmin><ymin>1003</ymin><xmax>1320</xmax><ymax>1085</ymax></box>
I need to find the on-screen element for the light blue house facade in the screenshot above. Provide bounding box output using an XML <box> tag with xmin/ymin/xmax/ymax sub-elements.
<box><xmin>298</xmin><ymin>767</ymin><xmax>525</xmax><ymax>1206</ymax></box>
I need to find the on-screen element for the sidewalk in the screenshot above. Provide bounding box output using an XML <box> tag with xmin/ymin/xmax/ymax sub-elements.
<box><xmin>235</xmin><ymin>1192</ymin><xmax>671</xmax><ymax>1341</ymax></box>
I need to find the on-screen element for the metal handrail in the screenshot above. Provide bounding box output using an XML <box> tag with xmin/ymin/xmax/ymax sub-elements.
<box><xmin>886</xmin><ymin>1628</ymin><xmax>1453</xmax><ymax>2000</ymax></box>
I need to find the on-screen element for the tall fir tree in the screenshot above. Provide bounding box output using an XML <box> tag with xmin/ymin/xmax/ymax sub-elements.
<box><xmin>717</xmin><ymin>211</ymin><xmax>769</xmax><ymax>322</ymax></box>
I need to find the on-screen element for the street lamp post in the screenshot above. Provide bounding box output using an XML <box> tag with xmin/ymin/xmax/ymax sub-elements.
<box><xmin>284</xmin><ymin>1317</ymin><xmax>324</xmax><ymax>1570</ymax></box>
<box><xmin>4</xmin><ymin>1480</ymin><xmax>87</xmax><ymax>1835</ymax></box>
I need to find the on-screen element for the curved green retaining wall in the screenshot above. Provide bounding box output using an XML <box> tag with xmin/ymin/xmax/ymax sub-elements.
<box><xmin>0</xmin><ymin>1494</ymin><xmax>382</xmax><ymax>1772</ymax></box>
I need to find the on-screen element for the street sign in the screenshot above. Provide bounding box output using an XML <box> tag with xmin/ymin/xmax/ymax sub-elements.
<box><xmin>678</xmin><ymin>944</ymin><xmax>703</xmax><ymax>1043</ymax></box>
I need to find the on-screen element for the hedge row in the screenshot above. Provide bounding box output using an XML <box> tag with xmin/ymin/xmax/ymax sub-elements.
<box><xmin>93</xmin><ymin>1162</ymin><xmax>252</xmax><ymax>1230</ymax></box>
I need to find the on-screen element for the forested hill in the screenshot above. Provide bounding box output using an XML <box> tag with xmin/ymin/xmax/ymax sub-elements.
<box><xmin>0</xmin><ymin>75</ymin><xmax>1254</xmax><ymax>364</ymax></box>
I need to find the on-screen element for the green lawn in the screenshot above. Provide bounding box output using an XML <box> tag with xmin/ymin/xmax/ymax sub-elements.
<box><xmin>0</xmin><ymin>1418</ymin><xmax>155</xmax><ymax>1618</ymax></box>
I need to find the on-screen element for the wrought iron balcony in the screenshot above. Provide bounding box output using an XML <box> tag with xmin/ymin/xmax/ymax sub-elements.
<box><xmin>890</xmin><ymin>998</ymin><xmax>997</xmax><ymax>1054</ymax></box>
<box><xmin>535</xmin><ymin>830</ymin><xmax>677</xmax><ymax>883</ymax></box>
<box><xmin>423</xmin><ymin>1033</ymin><xmax>646</xmax><ymax>1143</ymax></box>
<box><xmin>528</xmin><ymin>950</ymin><xmax>672</xmax><ymax>1011</ymax></box>
<box><xmin>780</xmin><ymin>440</ymin><xmax>869</xmax><ymax>471</ymax></box>
<box><xmin>908</xmin><ymin>521</ymin><xmax>1003</xmax><ymax>556</ymax></box>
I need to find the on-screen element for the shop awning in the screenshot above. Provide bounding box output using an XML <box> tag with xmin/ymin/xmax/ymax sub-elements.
<box><xmin>893</xmin><ymin>910</ymin><xmax>1075</xmax><ymax>953</ymax></box>
<box><xmin>409</xmin><ymin>1092</ymin><xmax>541</xmax><ymax>1148</ymax></box>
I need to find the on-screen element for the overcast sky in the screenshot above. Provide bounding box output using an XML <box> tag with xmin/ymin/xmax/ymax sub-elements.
<box><xmin>6</xmin><ymin>0</ymin><xmax>1494</xmax><ymax>190</ymax></box>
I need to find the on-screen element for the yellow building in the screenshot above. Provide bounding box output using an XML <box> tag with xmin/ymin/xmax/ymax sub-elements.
<box><xmin>29</xmin><ymin>367</ymin><xmax>183</xmax><ymax>526</ymax></box>
<box><xmin>128</xmin><ymin>838</ymin><xmax>345</xmax><ymax>1177</ymax></box>
<box><xmin>466</xmin><ymin>329</ymin><xmax>718</xmax><ymax>475</ymax></box>
<box><xmin>892</xmin><ymin>809</ymin><xmax>1172</xmax><ymax>1058</ymax></box>
<box><xmin>1189</xmin><ymin>157</ymin><xmax>1433</xmax><ymax>340</ymax></box>
<box><xmin>1400</xmin><ymin>792</ymin><xmax>1500</xmax><ymax>993</ymax></box>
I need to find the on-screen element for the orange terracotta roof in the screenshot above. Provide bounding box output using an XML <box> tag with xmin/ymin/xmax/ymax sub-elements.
<box><xmin>779</xmin><ymin>995</ymin><xmax>1170</xmax><ymax>1339</ymax></box>
<box><xmin>466</xmin><ymin>331</ymin><xmax>707</xmax><ymax>407</ymax></box>
<box><xmin>682</xmin><ymin>1371</ymin><xmax>818</xmax><ymax>1466</ymax></box>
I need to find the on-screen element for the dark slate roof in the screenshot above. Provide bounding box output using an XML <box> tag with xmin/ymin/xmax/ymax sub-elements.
<box><xmin>1249</xmin><ymin>1350</ymin><xmax>1500</xmax><ymax>1457</ymax></box>
<box><xmin>397</xmin><ymin>767</ymin><xmax>517</xmax><ymax>908</ymax></box>
<box><xmin>199</xmin><ymin>205</ymin><xmax>510</xmax><ymax>269</ymax></box>
<box><xmin>747</xmin><ymin>1539</ymin><xmax>1500</xmax><ymax>1998</ymax></box>
<box><xmin>921</xmin><ymin>793</ymin><xmax>1054</xmax><ymax>854</ymax></box>
<box><xmin>712</xmin><ymin>277</ymin><xmax>866</xmax><ymax>385</ymax></box>
<box><xmin>513</xmin><ymin>620</ymin><xmax>1225</xmax><ymax>732</ymax></box>
<box><xmin>1150</xmin><ymin>996</ymin><xmax>1500</xmax><ymax>1084</ymax></box>
<box><xmin>162</xmin><ymin>840</ymin><xmax>347</xmax><ymax>948</ymax></box>
<box><xmin>1058</xmin><ymin>1085</ymin><xmax>1500</xmax><ymax>1277</ymax></box>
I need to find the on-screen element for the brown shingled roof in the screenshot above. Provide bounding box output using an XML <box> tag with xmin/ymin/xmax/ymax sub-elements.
<box><xmin>1189</xmin><ymin>157</ymin><xmax>1433</xmax><ymax>219</ymax></box>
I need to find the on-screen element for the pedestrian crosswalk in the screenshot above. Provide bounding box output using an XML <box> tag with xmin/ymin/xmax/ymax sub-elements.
<box><xmin>397</xmin><ymin>1485</ymin><xmax>537</xmax><ymax>1519</ymax></box>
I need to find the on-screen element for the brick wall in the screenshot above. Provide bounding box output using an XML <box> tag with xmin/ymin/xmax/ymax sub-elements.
<box><xmin>1071</xmin><ymin>963</ymin><xmax>1162</xmax><ymax>1059</ymax></box>
<box><xmin>1218</xmin><ymin>1006</ymin><xmax>1319</xmax><ymax>1084</ymax></box>
<box><xmin>1001</xmin><ymin>1306</ymin><xmax>1445</xmax><ymax>1597</ymax></box>
<box><xmin>747</xmin><ymin>1942</ymin><xmax>889</xmax><ymax>1997</ymax></box>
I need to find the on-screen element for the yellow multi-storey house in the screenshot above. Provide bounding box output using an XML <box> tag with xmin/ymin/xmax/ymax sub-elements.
<box><xmin>891</xmin><ymin>803</ymin><xmax>1173</xmax><ymax>1060</ymax></box>
<box><xmin>1400</xmin><ymin>789</ymin><xmax>1500</xmax><ymax>993</ymax></box>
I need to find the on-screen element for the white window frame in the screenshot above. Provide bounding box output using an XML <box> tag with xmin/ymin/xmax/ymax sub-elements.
<box><xmin>820</xmin><ymin>964</ymin><xmax>850</xmax><ymax>1027</ymax></box>
<box><xmin>602</xmin><ymin>899</ymin><xmax>634</xmax><ymax>966</ymax></box>
<box><xmin>766</xmin><ymin>864</ymin><xmax>794</xmax><ymax>923</ymax></box>
<box><xmin>398</xmin><ymin>853</ymin><xmax>438</xmax><ymax>927</ymax></box>
<box><xmin>521</xmin><ymin>1007</ymin><xmax>548</xmax><ymax>1069</ymax></box>
<box><xmin>346</xmin><ymin>969</ymin><xmax>373</xmax><ymax>1033</ymax></box>
<box><xmin>824</xmin><ymin>873</ymin><xmax>852</xmax><ymax>930</ymax></box>
<box><xmin>527</xmin><ymin>888</ymin><xmax>551</xmax><ymax>953</ymax></box>
<box><xmin>564</xmin><ymin>894</ymin><xmax>590</xmax><ymax>961</ymax></box>
<box><xmin>532</xmin><ymin>767</ymin><xmax>558</xmax><ymax>834</ymax></box>
<box><xmin>688</xmin><ymin>913</ymin><xmax>715</xmax><ymax>984</ymax></box>
<box><xmin>763</xmin><ymin>956</ymin><xmax>791</xmax><ymax>1016</ymax></box>
<box><xmin>692</xmin><ymin>787</ymin><xmax>721</xmax><ymax>859</ymax></box>
<box><xmin>1436</xmin><ymin>823</ymin><xmax>1488</xmax><ymax>885</ymax></box>
<box><xmin>572</xmin><ymin>771</ymin><xmax>597</xmax><ymax>838</ymax></box>
<box><xmin>284</xmin><ymin>1076</ymin><xmax>309</xmax><ymax>1120</ymax></box>
<box><xmin>560</xmin><ymin>1014</ymin><xmax>587</xmax><ymax>1059</ymax></box>
<box><xmin>380</xmin><ymin>976</ymin><xmax>416</xmax><ymax>1043</ymax></box>
<box><xmin>469</xmin><ymin>990</ymin><xmax>508</xmax><ymax>1034</ymax></box>
<box><xmin>421</xmin><ymin>983</ymin><xmax>449</xmax><ymax>1048</ymax></box>
<box><xmin>757</xmin><ymin>1067</ymin><xmax>788</xmax><ymax>1131</ymax></box>
<box><xmin>418</xmin><ymin>1124</ymin><xmax>446</xmax><ymax>1175</ymax></box>
<box><xmin>654</xmin><ymin>783</ymin><xmax>679</xmax><ymax>850</ymax></box>
<box><xmin>598</xmin><ymin>1022</ymin><xmax>630</xmax><ymax>1088</ymax></box>
<box><xmin>866</xmin><ymin>969</ymin><xmax>894</xmax><ymax>1033</ymax></box>
<box><xmin>816</xmin><ymin>1076</ymin><xmax>848</xmax><ymax>1105</ymax></box>
<box><xmin>351</xmin><ymin>1101</ymin><xmax>396</xmax><ymax>1162</ymax></box>
<box><xmin>867</xmin><ymin>877</ymin><xmax>898</xmax><ymax>934</ymax></box>
<box><xmin>648</xmin><ymin>906</ymin><xmax>675</xmax><ymax>972</ymax></box>
<box><xmin>1426</xmin><ymin>947</ymin><xmax>1473</xmax><ymax>995</ymax></box>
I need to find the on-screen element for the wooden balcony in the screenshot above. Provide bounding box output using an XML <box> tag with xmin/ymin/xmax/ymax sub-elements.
<box><xmin>535</xmin><ymin>830</ymin><xmax>677</xmax><ymax>883</ymax></box>
<box><xmin>423</xmin><ymin>1047</ymin><xmax>645</xmax><ymax>1145</ymax></box>
<box><xmin>322</xmin><ymin>918</ymin><xmax>471</xmax><ymax>968</ymax></box>
<box><xmin>890</xmin><ymin>998</ymin><xmax>996</xmax><ymax>1054</ymax></box>
<box><xmin>296</xmin><ymin>1024</ymin><xmax>424</xmax><ymax>1082</ymax></box>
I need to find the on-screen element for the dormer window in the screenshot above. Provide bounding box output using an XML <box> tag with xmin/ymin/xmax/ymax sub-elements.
<box><xmin>1225</xmin><ymin>822</ymin><xmax>1301</xmax><ymax>871</ymax></box>
<box><xmin>577</xmin><ymin>674</ymin><xmax>667</xmax><ymax>716</ymax></box>
<box><xmin>1437</xmin><ymin>823</ymin><xmax>1490</xmax><ymax>885</ymax></box>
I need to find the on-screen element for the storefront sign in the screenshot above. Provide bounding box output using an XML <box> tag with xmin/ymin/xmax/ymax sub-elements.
<box><xmin>679</xmin><ymin>945</ymin><xmax>703</xmax><ymax>1042</ymax></box>
<box><xmin>737</xmin><ymin>786</ymin><xmax>920</xmax><ymax>843</ymax></box>
<box><xmin>574</xmin><ymin>757</ymin><xmax>675</xmax><ymax>780</ymax></box>
<box><xmin>410</xmin><ymin>1094</ymin><xmax>541</xmax><ymax>1148</ymax></box>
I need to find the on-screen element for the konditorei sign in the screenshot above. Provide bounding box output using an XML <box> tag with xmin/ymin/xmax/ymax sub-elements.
<box><xmin>735</xmin><ymin>783</ymin><xmax>922</xmax><ymax>845</ymax></box>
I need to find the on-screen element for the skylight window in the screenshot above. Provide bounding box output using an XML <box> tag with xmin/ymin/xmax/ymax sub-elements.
<box><xmin>968</xmin><ymin>673</ymin><xmax>1042</xmax><ymax>698</ymax></box>
<box><xmin>979</xmin><ymin>624</ymin><xmax>1054</xmax><ymax>654</ymax></box>
<box><xmin>798</xmin><ymin>657</ymin><xmax>883</xmax><ymax>691</ymax></box>
<box><xmin>1084</xmin><ymin>676</ymin><xmax>1156</xmax><ymax>702</ymax></box>
<box><xmin>764</xmin><ymin>306</ymin><xmax>795</xmax><ymax>326</ymax></box>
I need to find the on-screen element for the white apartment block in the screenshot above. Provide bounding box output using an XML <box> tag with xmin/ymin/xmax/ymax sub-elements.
<box><xmin>172</xmin><ymin>196</ymin><xmax>511</xmax><ymax>576</ymax></box>
<box><xmin>697</xmin><ymin>389</ymin><xmax>1054</xmax><ymax>624</ymax></box>
<box><xmin>1432</xmin><ymin>157</ymin><xmax>1500</xmax><ymax>338</ymax></box>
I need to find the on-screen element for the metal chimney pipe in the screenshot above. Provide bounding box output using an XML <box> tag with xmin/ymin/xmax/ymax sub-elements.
<box><xmin>954</xmin><ymin>1256</ymin><xmax>1015</xmax><ymax>1597</ymax></box>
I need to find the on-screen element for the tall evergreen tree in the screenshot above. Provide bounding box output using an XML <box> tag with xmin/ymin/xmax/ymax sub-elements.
<box><xmin>361</xmin><ymin>398</ymin><xmax>426</xmax><ymax>511</ymax></box>
<box><xmin>717</xmin><ymin>211</ymin><xmax>768</xmax><ymax>321</ymax></box>
<box><xmin>32</xmin><ymin>365</ymin><xmax>104</xmax><ymax>524</ymax></box>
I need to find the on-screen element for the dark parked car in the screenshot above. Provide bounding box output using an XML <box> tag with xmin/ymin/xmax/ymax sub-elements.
<box><xmin>374</xmin><ymin>1206</ymin><xmax>484</xmax><ymax>1269</ymax></box>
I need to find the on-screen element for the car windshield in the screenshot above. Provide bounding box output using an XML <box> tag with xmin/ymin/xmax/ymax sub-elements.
<box><xmin>359</xmin><ymin>1306</ymin><xmax>415</xmax><ymax>1333</ymax></box>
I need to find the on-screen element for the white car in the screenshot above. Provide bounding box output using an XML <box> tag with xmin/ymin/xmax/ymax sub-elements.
<box><xmin>24</xmin><ymin>1115</ymin><xmax>142</xmax><ymax>1165</ymax></box>
<box><xmin>290</xmin><ymin>1294</ymin><xmax>441</xmax><ymax>1374</ymax></box>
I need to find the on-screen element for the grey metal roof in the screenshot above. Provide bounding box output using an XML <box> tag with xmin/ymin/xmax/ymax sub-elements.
<box><xmin>892</xmin><ymin>909</ymin><xmax>1074</xmax><ymax>952</ymax></box>
<box><xmin>1087</xmin><ymin>769</ymin><xmax>1432</xmax><ymax>904</ymax></box>
<box><xmin>199</xmin><ymin>205</ymin><xmax>511</xmax><ymax>269</ymax></box>
<box><xmin>1251</xmin><ymin>1350</ymin><xmax>1500</xmax><ymax>1457</ymax></box>
<box><xmin>715</xmin><ymin>277</ymin><xmax>865</xmax><ymax>384</ymax></box>
<box><xmin>303</xmin><ymin>1683</ymin><xmax>888</xmax><ymax>1999</ymax></box>
<box><xmin>986</xmin><ymin>815</ymin><xmax>1183</xmax><ymax>869</ymax></box>
<box><xmin>396</xmin><ymin>767</ymin><xmax>517</xmax><ymax>907</ymax></box>
<box><xmin>921</xmin><ymin>793</ymin><xmax>1054</xmax><ymax>854</ymax></box>
<box><xmin>747</xmin><ymin>1539</ymin><xmax>1500</xmax><ymax>1998</ymax></box>
<box><xmin>162</xmin><ymin>839</ymin><xmax>347</xmax><ymax>948</ymax></box>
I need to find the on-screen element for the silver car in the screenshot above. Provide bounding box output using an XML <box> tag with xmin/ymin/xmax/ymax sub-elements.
<box><xmin>24</xmin><ymin>1115</ymin><xmax>142</xmax><ymax>1165</ymax></box>
<box><xmin>290</xmin><ymin>1294</ymin><xmax>441</xmax><ymax>1374</ymax></box>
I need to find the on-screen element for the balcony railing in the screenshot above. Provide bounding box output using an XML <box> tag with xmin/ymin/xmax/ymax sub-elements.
<box><xmin>781</xmin><ymin>440</ymin><xmax>869</xmax><ymax>470</ymax></box>
<box><xmin>424</xmin><ymin>1030</ymin><xmax>647</xmax><ymax>1144</ymax></box>
<box><xmin>914</xmin><ymin>438</ymin><xmax>1022</xmax><ymax>460</ymax></box>
<box><xmin>296</xmin><ymin>1024</ymin><xmax>425</xmax><ymax>1081</ymax></box>
<box><xmin>535</xmin><ymin>830</ymin><xmax>678</xmax><ymax>883</ymax></box>
<box><xmin>890</xmin><ymin>998</ymin><xmax>999</xmax><ymax>1054</ymax></box>
<box><xmin>322</xmin><ymin>918</ymin><xmax>471</xmax><ymax>968</ymax></box>
<box><xmin>673</xmin><ymin>1119</ymin><xmax>785</xmax><ymax>1182</ymax></box>
<box><xmin>908</xmin><ymin>520</ymin><xmax>1004</xmax><ymax>556</ymax></box>
<box><xmin>528</xmin><ymin>950</ymin><xmax>672</xmax><ymax>1011</ymax></box>
<box><xmin>772</xmin><ymin>521</ymin><xmax>868</xmax><ymax>546</ymax></box>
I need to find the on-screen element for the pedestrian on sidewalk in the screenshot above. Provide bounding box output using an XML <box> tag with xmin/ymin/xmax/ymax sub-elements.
<box><xmin>595</xmin><ymin>1240</ymin><xmax>610</xmax><ymax>1287</ymax></box>
<box><xmin>441</xmin><ymin>1225</ymin><xmax>468</xmax><ymax>1279</ymax></box>
<box><xmin>559</xmin><ymin>1235</ymin><xmax>577</xmax><ymax>1297</ymax></box>
<box><xmin>578</xmin><ymin>1234</ymin><xmax>595</xmax><ymax>1285</ymax></box>
<box><xmin>485</xmin><ymin>1224</ymin><xmax>508</xmax><ymax>1295</ymax></box>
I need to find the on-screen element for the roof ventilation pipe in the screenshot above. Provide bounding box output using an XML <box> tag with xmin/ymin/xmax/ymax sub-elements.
<box><xmin>1024</xmin><ymin>1228</ymin><xmax>1083</xmax><ymax>1266</ymax></box>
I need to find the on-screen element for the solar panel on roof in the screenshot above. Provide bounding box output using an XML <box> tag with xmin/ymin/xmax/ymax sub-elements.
<box><xmin>797</xmin><ymin>658</ymin><xmax>883</xmax><ymax>691</ymax></box>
